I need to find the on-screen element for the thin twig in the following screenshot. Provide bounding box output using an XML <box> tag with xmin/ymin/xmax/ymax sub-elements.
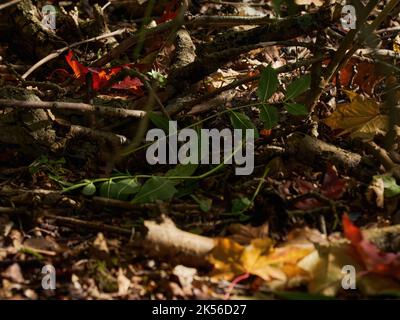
<box><xmin>22</xmin><ymin>28</ymin><xmax>129</xmax><ymax>79</ymax></box>
<box><xmin>0</xmin><ymin>0</ymin><xmax>21</xmax><ymax>11</ymax></box>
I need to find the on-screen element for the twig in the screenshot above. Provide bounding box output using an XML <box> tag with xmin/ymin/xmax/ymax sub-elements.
<box><xmin>22</xmin><ymin>28</ymin><xmax>129</xmax><ymax>79</ymax></box>
<box><xmin>306</xmin><ymin>0</ymin><xmax>379</xmax><ymax>111</ymax></box>
<box><xmin>0</xmin><ymin>0</ymin><xmax>21</xmax><ymax>11</ymax></box>
<box><xmin>0</xmin><ymin>99</ymin><xmax>146</xmax><ymax>118</ymax></box>
<box><xmin>91</xmin><ymin>2</ymin><xmax>187</xmax><ymax>67</ymax></box>
<box><xmin>166</xmin><ymin>56</ymin><xmax>326</xmax><ymax>116</ymax></box>
<box><xmin>44</xmin><ymin>214</ymin><xmax>133</xmax><ymax>236</ymax></box>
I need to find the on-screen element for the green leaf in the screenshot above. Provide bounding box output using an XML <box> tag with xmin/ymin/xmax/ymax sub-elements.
<box><xmin>165</xmin><ymin>164</ymin><xmax>198</xmax><ymax>186</ymax></box>
<box><xmin>82</xmin><ymin>183</ymin><xmax>96</xmax><ymax>196</ymax></box>
<box><xmin>285</xmin><ymin>74</ymin><xmax>311</xmax><ymax>101</ymax></box>
<box><xmin>257</xmin><ymin>65</ymin><xmax>279</xmax><ymax>102</ymax></box>
<box><xmin>379</xmin><ymin>175</ymin><xmax>400</xmax><ymax>198</ymax></box>
<box><xmin>229</xmin><ymin>111</ymin><xmax>259</xmax><ymax>138</ymax></box>
<box><xmin>133</xmin><ymin>177</ymin><xmax>177</xmax><ymax>203</ymax></box>
<box><xmin>99</xmin><ymin>178</ymin><xmax>141</xmax><ymax>200</ymax></box>
<box><xmin>99</xmin><ymin>181</ymin><xmax>115</xmax><ymax>198</ymax></box>
<box><xmin>259</xmin><ymin>104</ymin><xmax>279</xmax><ymax>129</ymax></box>
<box><xmin>232</xmin><ymin>197</ymin><xmax>252</xmax><ymax>214</ymax></box>
<box><xmin>149</xmin><ymin>112</ymin><xmax>169</xmax><ymax>131</ymax></box>
<box><xmin>114</xmin><ymin>178</ymin><xmax>141</xmax><ymax>200</ymax></box>
<box><xmin>166</xmin><ymin>163</ymin><xmax>198</xmax><ymax>178</ymax></box>
<box><xmin>284</xmin><ymin>103</ymin><xmax>309</xmax><ymax>116</ymax></box>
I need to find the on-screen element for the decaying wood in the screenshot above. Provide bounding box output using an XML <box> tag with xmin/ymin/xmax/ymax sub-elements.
<box><xmin>142</xmin><ymin>216</ymin><xmax>215</xmax><ymax>267</ymax></box>
<box><xmin>287</xmin><ymin>132</ymin><xmax>362</xmax><ymax>170</ymax></box>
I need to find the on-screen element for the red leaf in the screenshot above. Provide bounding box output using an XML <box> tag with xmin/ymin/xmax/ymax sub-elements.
<box><xmin>111</xmin><ymin>76</ymin><xmax>144</xmax><ymax>93</ymax></box>
<box><xmin>343</xmin><ymin>214</ymin><xmax>400</xmax><ymax>279</ymax></box>
<box><xmin>157</xmin><ymin>0</ymin><xmax>179</xmax><ymax>23</ymax></box>
<box><xmin>65</xmin><ymin>51</ymin><xmax>143</xmax><ymax>93</ymax></box>
<box><xmin>321</xmin><ymin>164</ymin><xmax>346</xmax><ymax>200</ymax></box>
<box><xmin>65</xmin><ymin>50</ymin><xmax>88</xmax><ymax>81</ymax></box>
<box><xmin>342</xmin><ymin>213</ymin><xmax>363</xmax><ymax>244</ymax></box>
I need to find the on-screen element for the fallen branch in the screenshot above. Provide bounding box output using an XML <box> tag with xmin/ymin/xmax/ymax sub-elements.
<box><xmin>286</xmin><ymin>132</ymin><xmax>362</xmax><ymax>170</ymax></box>
<box><xmin>0</xmin><ymin>99</ymin><xmax>146</xmax><ymax>118</ymax></box>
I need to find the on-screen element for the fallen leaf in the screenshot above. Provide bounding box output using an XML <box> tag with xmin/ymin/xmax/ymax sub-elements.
<box><xmin>111</xmin><ymin>76</ymin><xmax>144</xmax><ymax>92</ymax></box>
<box><xmin>298</xmin><ymin>242</ymin><xmax>362</xmax><ymax>296</ymax></box>
<box><xmin>295</xmin><ymin>0</ymin><xmax>324</xmax><ymax>5</ymax></box>
<box><xmin>323</xmin><ymin>91</ymin><xmax>388</xmax><ymax>140</ymax></box>
<box><xmin>1</xmin><ymin>263</ymin><xmax>25</xmax><ymax>284</ymax></box>
<box><xmin>292</xmin><ymin>164</ymin><xmax>346</xmax><ymax>210</ymax></box>
<box><xmin>343</xmin><ymin>214</ymin><xmax>400</xmax><ymax>279</ymax></box>
<box><xmin>65</xmin><ymin>51</ymin><xmax>143</xmax><ymax>93</ymax></box>
<box><xmin>208</xmin><ymin>237</ymin><xmax>313</xmax><ymax>283</ymax></box>
<box><xmin>394</xmin><ymin>34</ymin><xmax>400</xmax><ymax>53</ymax></box>
<box><xmin>326</xmin><ymin>58</ymin><xmax>384</xmax><ymax>95</ymax></box>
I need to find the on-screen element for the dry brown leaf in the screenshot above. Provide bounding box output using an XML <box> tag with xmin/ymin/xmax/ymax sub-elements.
<box><xmin>323</xmin><ymin>91</ymin><xmax>388</xmax><ymax>140</ymax></box>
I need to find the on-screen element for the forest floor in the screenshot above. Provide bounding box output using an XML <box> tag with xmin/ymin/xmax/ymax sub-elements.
<box><xmin>1</xmin><ymin>0</ymin><xmax>400</xmax><ymax>300</ymax></box>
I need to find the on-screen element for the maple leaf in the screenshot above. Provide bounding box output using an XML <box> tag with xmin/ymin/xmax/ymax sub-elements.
<box><xmin>343</xmin><ymin>214</ymin><xmax>400</xmax><ymax>279</ymax></box>
<box><xmin>208</xmin><ymin>237</ymin><xmax>313</xmax><ymax>283</ymax></box>
<box><xmin>323</xmin><ymin>91</ymin><xmax>388</xmax><ymax>140</ymax></box>
<box><xmin>65</xmin><ymin>51</ymin><xmax>143</xmax><ymax>93</ymax></box>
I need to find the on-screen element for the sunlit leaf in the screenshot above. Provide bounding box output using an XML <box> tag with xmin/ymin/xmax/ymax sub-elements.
<box><xmin>323</xmin><ymin>91</ymin><xmax>388</xmax><ymax>140</ymax></box>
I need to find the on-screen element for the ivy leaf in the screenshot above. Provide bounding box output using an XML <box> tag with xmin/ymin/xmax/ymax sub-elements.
<box><xmin>259</xmin><ymin>104</ymin><xmax>279</xmax><ymax>129</ymax></box>
<box><xmin>229</xmin><ymin>111</ymin><xmax>259</xmax><ymax>138</ymax></box>
<box><xmin>82</xmin><ymin>183</ymin><xmax>96</xmax><ymax>196</ymax></box>
<box><xmin>257</xmin><ymin>65</ymin><xmax>279</xmax><ymax>102</ymax></box>
<box><xmin>285</xmin><ymin>74</ymin><xmax>311</xmax><ymax>101</ymax></box>
<box><xmin>284</xmin><ymin>103</ymin><xmax>309</xmax><ymax>116</ymax></box>
<box><xmin>133</xmin><ymin>177</ymin><xmax>177</xmax><ymax>203</ymax></box>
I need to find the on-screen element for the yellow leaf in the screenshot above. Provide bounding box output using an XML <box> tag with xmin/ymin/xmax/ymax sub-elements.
<box><xmin>295</xmin><ymin>0</ymin><xmax>324</xmax><ymax>6</ymax></box>
<box><xmin>207</xmin><ymin>238</ymin><xmax>244</xmax><ymax>280</ymax></box>
<box><xmin>323</xmin><ymin>91</ymin><xmax>388</xmax><ymax>140</ymax></box>
<box><xmin>208</xmin><ymin>237</ymin><xmax>313</xmax><ymax>283</ymax></box>
<box><xmin>240</xmin><ymin>238</ymin><xmax>286</xmax><ymax>281</ymax></box>
<box><xmin>298</xmin><ymin>242</ymin><xmax>363</xmax><ymax>296</ymax></box>
<box><xmin>394</xmin><ymin>34</ymin><xmax>400</xmax><ymax>53</ymax></box>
